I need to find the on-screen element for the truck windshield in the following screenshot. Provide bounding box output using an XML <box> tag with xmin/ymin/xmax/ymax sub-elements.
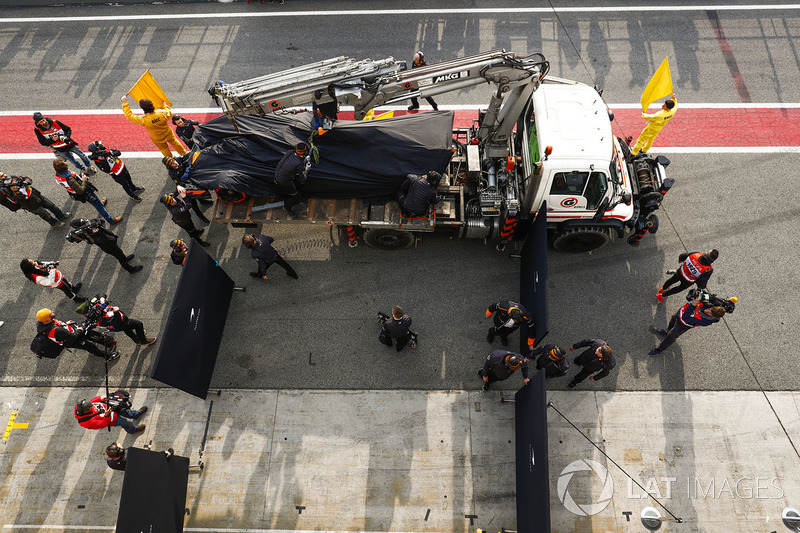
<box><xmin>550</xmin><ymin>171</ymin><xmax>608</xmax><ymax>209</ymax></box>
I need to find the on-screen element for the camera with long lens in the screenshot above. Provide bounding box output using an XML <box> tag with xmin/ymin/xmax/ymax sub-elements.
<box><xmin>106</xmin><ymin>390</ymin><xmax>132</xmax><ymax>412</ymax></box>
<box><xmin>65</xmin><ymin>218</ymin><xmax>103</xmax><ymax>243</ymax></box>
<box><xmin>686</xmin><ymin>288</ymin><xmax>737</xmax><ymax>314</ymax></box>
<box><xmin>39</xmin><ymin>260</ymin><xmax>59</xmax><ymax>269</ymax></box>
<box><xmin>79</xmin><ymin>293</ymin><xmax>117</xmax><ymax>352</ymax></box>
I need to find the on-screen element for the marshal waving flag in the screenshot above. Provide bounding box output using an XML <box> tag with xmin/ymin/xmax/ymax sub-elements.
<box><xmin>640</xmin><ymin>57</ymin><xmax>674</xmax><ymax>112</ymax></box>
<box><xmin>128</xmin><ymin>69</ymin><xmax>172</xmax><ymax>109</ymax></box>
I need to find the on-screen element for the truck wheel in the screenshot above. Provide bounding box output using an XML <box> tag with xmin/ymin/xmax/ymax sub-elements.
<box><xmin>363</xmin><ymin>229</ymin><xmax>415</xmax><ymax>250</ymax></box>
<box><xmin>553</xmin><ymin>227</ymin><xmax>610</xmax><ymax>253</ymax></box>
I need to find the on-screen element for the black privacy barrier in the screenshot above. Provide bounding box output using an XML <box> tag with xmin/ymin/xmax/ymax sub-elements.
<box><xmin>188</xmin><ymin>111</ymin><xmax>455</xmax><ymax>198</ymax></box>
<box><xmin>151</xmin><ymin>240</ymin><xmax>234</xmax><ymax>399</ymax></box>
<box><xmin>116</xmin><ymin>447</ymin><xmax>190</xmax><ymax>533</ymax></box>
<box><xmin>519</xmin><ymin>202</ymin><xmax>549</xmax><ymax>353</ymax></box>
<box><xmin>515</xmin><ymin>370</ymin><xmax>550</xmax><ymax>533</ymax></box>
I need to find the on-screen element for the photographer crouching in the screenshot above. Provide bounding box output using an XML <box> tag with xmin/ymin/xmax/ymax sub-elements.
<box><xmin>33</xmin><ymin>308</ymin><xmax>119</xmax><ymax>361</ymax></box>
<box><xmin>66</xmin><ymin>218</ymin><xmax>143</xmax><ymax>274</ymax></box>
<box><xmin>649</xmin><ymin>288</ymin><xmax>736</xmax><ymax>357</ymax></box>
<box><xmin>82</xmin><ymin>293</ymin><xmax>156</xmax><ymax>347</ymax></box>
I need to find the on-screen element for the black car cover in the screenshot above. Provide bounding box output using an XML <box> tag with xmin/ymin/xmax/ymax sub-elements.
<box><xmin>188</xmin><ymin>111</ymin><xmax>455</xmax><ymax>199</ymax></box>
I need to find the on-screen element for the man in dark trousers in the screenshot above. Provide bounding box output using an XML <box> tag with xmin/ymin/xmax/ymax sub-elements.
<box><xmin>478</xmin><ymin>349</ymin><xmax>530</xmax><ymax>391</ymax></box>
<box><xmin>35</xmin><ymin>308</ymin><xmax>119</xmax><ymax>361</ymax></box>
<box><xmin>33</xmin><ymin>112</ymin><xmax>96</xmax><ymax>174</ymax></box>
<box><xmin>532</xmin><ymin>344</ymin><xmax>569</xmax><ymax>378</ymax></box>
<box><xmin>88</xmin><ymin>141</ymin><xmax>145</xmax><ymax>202</ymax></box>
<box><xmin>407</xmin><ymin>52</ymin><xmax>439</xmax><ymax>111</ymax></box>
<box><xmin>657</xmin><ymin>249</ymin><xmax>718</xmax><ymax>302</ymax></box>
<box><xmin>396</xmin><ymin>172</ymin><xmax>441</xmax><ymax>217</ymax></box>
<box><xmin>67</xmin><ymin>218</ymin><xmax>143</xmax><ymax>273</ymax></box>
<box><xmin>378</xmin><ymin>305</ymin><xmax>415</xmax><ymax>352</ymax></box>
<box><xmin>242</xmin><ymin>233</ymin><xmax>299</xmax><ymax>280</ymax></box>
<box><xmin>649</xmin><ymin>298</ymin><xmax>726</xmax><ymax>356</ymax></box>
<box><xmin>568</xmin><ymin>339</ymin><xmax>615</xmax><ymax>388</ymax></box>
<box><xmin>274</xmin><ymin>142</ymin><xmax>309</xmax><ymax>217</ymax></box>
<box><xmin>485</xmin><ymin>299</ymin><xmax>535</xmax><ymax>350</ymax></box>
<box><xmin>160</xmin><ymin>186</ymin><xmax>210</xmax><ymax>247</ymax></box>
<box><xmin>86</xmin><ymin>294</ymin><xmax>156</xmax><ymax>346</ymax></box>
<box><xmin>6</xmin><ymin>175</ymin><xmax>70</xmax><ymax>227</ymax></box>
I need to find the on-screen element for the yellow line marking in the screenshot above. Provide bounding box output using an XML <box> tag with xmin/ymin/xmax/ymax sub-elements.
<box><xmin>3</xmin><ymin>411</ymin><xmax>29</xmax><ymax>441</ymax></box>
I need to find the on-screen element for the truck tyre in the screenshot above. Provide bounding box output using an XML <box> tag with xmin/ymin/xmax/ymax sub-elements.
<box><xmin>363</xmin><ymin>229</ymin><xmax>415</xmax><ymax>250</ymax></box>
<box><xmin>553</xmin><ymin>227</ymin><xmax>610</xmax><ymax>253</ymax></box>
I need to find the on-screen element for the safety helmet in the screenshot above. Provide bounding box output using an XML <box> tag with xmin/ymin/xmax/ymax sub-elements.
<box><xmin>36</xmin><ymin>308</ymin><xmax>52</xmax><ymax>323</ymax></box>
<box><xmin>414</xmin><ymin>51</ymin><xmax>424</xmax><ymax>64</ymax></box>
<box><xmin>295</xmin><ymin>142</ymin><xmax>308</xmax><ymax>157</ymax></box>
<box><xmin>548</xmin><ymin>346</ymin><xmax>566</xmax><ymax>361</ymax></box>
<box><xmin>106</xmin><ymin>442</ymin><xmax>121</xmax><ymax>455</ymax></box>
<box><xmin>171</xmin><ymin>114</ymin><xmax>183</xmax><ymax>125</ymax></box>
<box><xmin>506</xmin><ymin>354</ymin><xmax>522</xmax><ymax>370</ymax></box>
<box><xmin>170</xmin><ymin>238</ymin><xmax>184</xmax><ymax>249</ymax></box>
<box><xmin>75</xmin><ymin>399</ymin><xmax>93</xmax><ymax>415</ymax></box>
<box><xmin>162</xmin><ymin>156</ymin><xmax>175</xmax><ymax>166</ymax></box>
<box><xmin>161</xmin><ymin>194</ymin><xmax>177</xmax><ymax>206</ymax></box>
<box><xmin>597</xmin><ymin>345</ymin><xmax>611</xmax><ymax>359</ymax></box>
<box><xmin>87</xmin><ymin>141</ymin><xmax>105</xmax><ymax>153</ymax></box>
<box><xmin>70</xmin><ymin>218</ymin><xmax>87</xmax><ymax>229</ymax></box>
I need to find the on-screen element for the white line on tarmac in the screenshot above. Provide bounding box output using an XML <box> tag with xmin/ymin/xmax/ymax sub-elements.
<box><xmin>2</xmin><ymin>5</ymin><xmax>800</xmax><ymax>23</ymax></box>
<box><xmin>2</xmin><ymin>527</ymin><xmax>426</xmax><ymax>533</ymax></box>
<box><xmin>2</xmin><ymin>103</ymin><xmax>800</xmax><ymax>116</ymax></box>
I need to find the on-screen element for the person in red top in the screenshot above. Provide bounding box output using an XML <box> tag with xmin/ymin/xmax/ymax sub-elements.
<box><xmin>657</xmin><ymin>249</ymin><xmax>718</xmax><ymax>302</ymax></box>
<box><xmin>21</xmin><ymin>258</ymin><xmax>85</xmax><ymax>302</ymax></box>
<box><xmin>33</xmin><ymin>112</ymin><xmax>97</xmax><ymax>175</ymax></box>
<box><xmin>74</xmin><ymin>396</ymin><xmax>147</xmax><ymax>434</ymax></box>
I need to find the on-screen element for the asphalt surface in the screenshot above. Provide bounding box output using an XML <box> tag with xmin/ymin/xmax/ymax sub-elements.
<box><xmin>0</xmin><ymin>4</ymin><xmax>797</xmax><ymax>395</ymax></box>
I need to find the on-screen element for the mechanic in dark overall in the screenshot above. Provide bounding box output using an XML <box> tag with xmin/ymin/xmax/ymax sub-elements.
<box><xmin>396</xmin><ymin>171</ymin><xmax>441</xmax><ymax>216</ymax></box>
<box><xmin>66</xmin><ymin>218</ymin><xmax>143</xmax><ymax>273</ymax></box>
<box><xmin>274</xmin><ymin>143</ymin><xmax>309</xmax><ymax>217</ymax></box>
<box><xmin>485</xmin><ymin>299</ymin><xmax>535</xmax><ymax>350</ymax></box>
<box><xmin>242</xmin><ymin>233</ymin><xmax>299</xmax><ymax>280</ymax></box>
<box><xmin>532</xmin><ymin>344</ymin><xmax>569</xmax><ymax>378</ymax></box>
<box><xmin>407</xmin><ymin>52</ymin><xmax>439</xmax><ymax>111</ymax></box>
<box><xmin>160</xmin><ymin>187</ymin><xmax>210</xmax><ymax>247</ymax></box>
<box><xmin>478</xmin><ymin>349</ymin><xmax>530</xmax><ymax>391</ymax></box>
<box><xmin>378</xmin><ymin>305</ymin><xmax>415</xmax><ymax>352</ymax></box>
<box><xmin>568</xmin><ymin>339</ymin><xmax>615</xmax><ymax>388</ymax></box>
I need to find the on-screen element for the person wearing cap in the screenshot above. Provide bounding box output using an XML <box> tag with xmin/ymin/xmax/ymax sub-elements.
<box><xmin>657</xmin><ymin>249</ymin><xmax>718</xmax><ymax>302</ymax></box>
<box><xmin>396</xmin><ymin>171</ymin><xmax>442</xmax><ymax>217</ymax></box>
<box><xmin>160</xmin><ymin>186</ymin><xmax>210</xmax><ymax>247</ymax></box>
<box><xmin>5</xmin><ymin>175</ymin><xmax>70</xmax><ymax>228</ymax></box>
<box><xmin>35</xmin><ymin>308</ymin><xmax>119</xmax><ymax>360</ymax></box>
<box><xmin>478</xmin><ymin>349</ymin><xmax>530</xmax><ymax>391</ymax></box>
<box><xmin>52</xmin><ymin>160</ymin><xmax>122</xmax><ymax>225</ymax></box>
<box><xmin>378</xmin><ymin>305</ymin><xmax>414</xmax><ymax>352</ymax></box>
<box><xmin>567</xmin><ymin>339</ymin><xmax>615</xmax><ymax>388</ymax></box>
<box><xmin>242</xmin><ymin>233</ymin><xmax>298</xmax><ymax>280</ymax></box>
<box><xmin>21</xmin><ymin>258</ymin><xmax>85</xmax><ymax>303</ymax></box>
<box><xmin>649</xmin><ymin>297</ymin><xmax>726</xmax><ymax>357</ymax></box>
<box><xmin>74</xmin><ymin>396</ymin><xmax>146</xmax><ymax>434</ymax></box>
<box><xmin>485</xmin><ymin>300</ymin><xmax>535</xmax><ymax>349</ymax></box>
<box><xmin>631</xmin><ymin>93</ymin><xmax>677</xmax><ymax>156</ymax></box>
<box><xmin>66</xmin><ymin>218</ymin><xmax>143</xmax><ymax>274</ymax></box>
<box><xmin>169</xmin><ymin>238</ymin><xmax>188</xmax><ymax>266</ymax></box>
<box><xmin>532</xmin><ymin>343</ymin><xmax>569</xmax><ymax>378</ymax></box>
<box><xmin>106</xmin><ymin>442</ymin><xmax>128</xmax><ymax>471</ymax></box>
<box><xmin>121</xmin><ymin>96</ymin><xmax>187</xmax><ymax>158</ymax></box>
<box><xmin>88</xmin><ymin>141</ymin><xmax>145</xmax><ymax>202</ymax></box>
<box><xmin>172</xmin><ymin>115</ymin><xmax>201</xmax><ymax>149</ymax></box>
<box><xmin>33</xmin><ymin>112</ymin><xmax>97</xmax><ymax>175</ymax></box>
<box><xmin>274</xmin><ymin>143</ymin><xmax>309</xmax><ymax>217</ymax></box>
<box><xmin>407</xmin><ymin>52</ymin><xmax>439</xmax><ymax>111</ymax></box>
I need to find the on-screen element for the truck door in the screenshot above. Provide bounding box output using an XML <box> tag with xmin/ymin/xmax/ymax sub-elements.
<box><xmin>546</xmin><ymin>170</ymin><xmax>609</xmax><ymax>214</ymax></box>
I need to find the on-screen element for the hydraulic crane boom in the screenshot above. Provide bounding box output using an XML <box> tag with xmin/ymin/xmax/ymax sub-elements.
<box><xmin>211</xmin><ymin>49</ymin><xmax>549</xmax><ymax>153</ymax></box>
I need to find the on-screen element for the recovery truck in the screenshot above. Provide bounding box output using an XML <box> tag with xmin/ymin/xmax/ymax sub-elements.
<box><xmin>207</xmin><ymin>50</ymin><xmax>673</xmax><ymax>252</ymax></box>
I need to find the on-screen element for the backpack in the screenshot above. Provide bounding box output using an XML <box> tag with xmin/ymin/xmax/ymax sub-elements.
<box><xmin>30</xmin><ymin>332</ymin><xmax>64</xmax><ymax>359</ymax></box>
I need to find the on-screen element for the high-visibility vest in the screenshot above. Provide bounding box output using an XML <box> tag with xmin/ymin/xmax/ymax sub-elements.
<box><xmin>45</xmin><ymin>319</ymin><xmax>75</xmax><ymax>345</ymax></box>
<box><xmin>679</xmin><ymin>253</ymin><xmax>712</xmax><ymax>282</ymax></box>
<box><xmin>54</xmin><ymin>172</ymin><xmax>78</xmax><ymax>196</ymax></box>
<box><xmin>36</xmin><ymin>124</ymin><xmax>69</xmax><ymax>149</ymax></box>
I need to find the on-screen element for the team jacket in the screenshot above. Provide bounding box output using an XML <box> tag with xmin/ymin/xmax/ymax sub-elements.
<box><xmin>532</xmin><ymin>343</ymin><xmax>569</xmax><ymax>377</ymax></box>
<box><xmin>11</xmin><ymin>184</ymin><xmax>45</xmax><ymax>211</ymax></box>
<box><xmin>381</xmin><ymin>315</ymin><xmax>412</xmax><ymax>339</ymax></box>
<box><xmin>398</xmin><ymin>174</ymin><xmax>439</xmax><ymax>216</ymax></box>
<box><xmin>572</xmin><ymin>338</ymin><xmax>616</xmax><ymax>381</ymax></box>
<box><xmin>677</xmin><ymin>302</ymin><xmax>720</xmax><ymax>328</ymax></box>
<box><xmin>35</xmin><ymin>118</ymin><xmax>76</xmax><ymax>151</ymax></box>
<box><xmin>251</xmin><ymin>235</ymin><xmax>278</xmax><ymax>275</ymax></box>
<box><xmin>90</xmin><ymin>150</ymin><xmax>126</xmax><ymax>177</ymax></box>
<box><xmin>74</xmin><ymin>396</ymin><xmax>116</xmax><ymax>430</ymax></box>
<box><xmin>175</xmin><ymin>120</ymin><xmax>199</xmax><ymax>145</ymax></box>
<box><xmin>678</xmin><ymin>252</ymin><xmax>713</xmax><ymax>287</ymax></box>
<box><xmin>165</xmin><ymin>197</ymin><xmax>194</xmax><ymax>226</ymax></box>
<box><xmin>274</xmin><ymin>150</ymin><xmax>306</xmax><ymax>190</ymax></box>
<box><xmin>122</xmin><ymin>101</ymin><xmax>176</xmax><ymax>143</ymax></box>
<box><xmin>483</xmin><ymin>349</ymin><xmax>530</xmax><ymax>381</ymax></box>
<box><xmin>171</xmin><ymin>249</ymin><xmax>187</xmax><ymax>266</ymax></box>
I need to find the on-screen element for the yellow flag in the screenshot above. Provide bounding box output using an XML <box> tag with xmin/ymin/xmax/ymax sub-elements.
<box><xmin>128</xmin><ymin>69</ymin><xmax>172</xmax><ymax>109</ymax></box>
<box><xmin>640</xmin><ymin>57</ymin><xmax>673</xmax><ymax>112</ymax></box>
